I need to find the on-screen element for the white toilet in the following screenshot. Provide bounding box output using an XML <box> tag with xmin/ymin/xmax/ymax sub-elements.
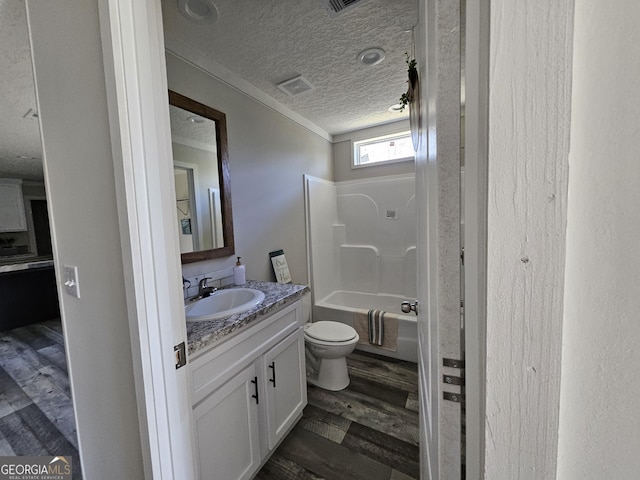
<box><xmin>304</xmin><ymin>321</ymin><xmax>359</xmax><ymax>391</ymax></box>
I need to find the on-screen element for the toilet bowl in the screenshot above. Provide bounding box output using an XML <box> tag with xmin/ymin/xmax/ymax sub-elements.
<box><xmin>304</xmin><ymin>321</ymin><xmax>359</xmax><ymax>391</ymax></box>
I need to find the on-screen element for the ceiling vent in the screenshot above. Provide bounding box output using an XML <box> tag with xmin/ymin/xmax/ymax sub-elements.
<box><xmin>323</xmin><ymin>0</ymin><xmax>368</xmax><ymax>16</ymax></box>
<box><xmin>277</xmin><ymin>76</ymin><xmax>315</xmax><ymax>97</ymax></box>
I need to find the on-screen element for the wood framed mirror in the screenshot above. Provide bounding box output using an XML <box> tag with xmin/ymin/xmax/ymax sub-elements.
<box><xmin>168</xmin><ymin>90</ymin><xmax>234</xmax><ymax>263</ymax></box>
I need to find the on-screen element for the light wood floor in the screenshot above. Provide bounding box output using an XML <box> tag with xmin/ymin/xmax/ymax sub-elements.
<box><xmin>0</xmin><ymin>321</ymin><xmax>419</xmax><ymax>480</ymax></box>
<box><xmin>256</xmin><ymin>351</ymin><xmax>420</xmax><ymax>480</ymax></box>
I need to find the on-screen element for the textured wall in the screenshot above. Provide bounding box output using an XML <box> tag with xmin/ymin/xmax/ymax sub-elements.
<box><xmin>485</xmin><ymin>1</ymin><xmax>573</xmax><ymax>478</ymax></box>
<box><xmin>557</xmin><ymin>1</ymin><xmax>640</xmax><ymax>478</ymax></box>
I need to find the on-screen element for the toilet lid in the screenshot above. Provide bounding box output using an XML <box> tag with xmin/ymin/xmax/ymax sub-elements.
<box><xmin>305</xmin><ymin>321</ymin><xmax>357</xmax><ymax>342</ymax></box>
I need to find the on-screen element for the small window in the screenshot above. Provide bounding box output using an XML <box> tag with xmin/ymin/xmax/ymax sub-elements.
<box><xmin>352</xmin><ymin>132</ymin><xmax>414</xmax><ymax>168</ymax></box>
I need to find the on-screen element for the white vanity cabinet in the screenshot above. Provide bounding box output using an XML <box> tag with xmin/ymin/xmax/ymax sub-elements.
<box><xmin>261</xmin><ymin>332</ymin><xmax>306</xmax><ymax>451</ymax></box>
<box><xmin>189</xmin><ymin>300</ymin><xmax>307</xmax><ymax>480</ymax></box>
<box><xmin>0</xmin><ymin>179</ymin><xmax>27</xmax><ymax>232</ymax></box>
<box><xmin>193</xmin><ymin>363</ymin><xmax>261</xmax><ymax>480</ymax></box>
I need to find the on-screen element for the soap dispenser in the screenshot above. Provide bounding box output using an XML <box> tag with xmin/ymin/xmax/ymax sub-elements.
<box><xmin>233</xmin><ymin>257</ymin><xmax>246</xmax><ymax>285</ymax></box>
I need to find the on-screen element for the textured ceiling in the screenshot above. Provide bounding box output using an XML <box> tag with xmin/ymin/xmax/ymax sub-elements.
<box><xmin>161</xmin><ymin>0</ymin><xmax>418</xmax><ymax>135</ymax></box>
<box><xmin>0</xmin><ymin>0</ymin><xmax>418</xmax><ymax>181</ymax></box>
<box><xmin>170</xmin><ymin>104</ymin><xmax>217</xmax><ymax>148</ymax></box>
<box><xmin>0</xmin><ymin>0</ymin><xmax>43</xmax><ymax>181</ymax></box>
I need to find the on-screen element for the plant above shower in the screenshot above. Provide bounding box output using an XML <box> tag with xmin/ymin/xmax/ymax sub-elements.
<box><xmin>399</xmin><ymin>52</ymin><xmax>418</xmax><ymax>112</ymax></box>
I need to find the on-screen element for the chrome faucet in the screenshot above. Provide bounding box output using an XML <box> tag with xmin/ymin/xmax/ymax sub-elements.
<box><xmin>189</xmin><ymin>277</ymin><xmax>217</xmax><ymax>301</ymax></box>
<box><xmin>197</xmin><ymin>277</ymin><xmax>216</xmax><ymax>297</ymax></box>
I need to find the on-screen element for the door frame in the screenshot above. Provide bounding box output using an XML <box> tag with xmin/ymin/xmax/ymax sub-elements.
<box><xmin>98</xmin><ymin>0</ymin><xmax>195</xmax><ymax>478</ymax></box>
<box><xmin>462</xmin><ymin>0</ymin><xmax>489</xmax><ymax>477</ymax></box>
<box><xmin>98</xmin><ymin>0</ymin><xmax>490</xmax><ymax>478</ymax></box>
<box><xmin>415</xmin><ymin>0</ymin><xmax>440</xmax><ymax>477</ymax></box>
<box><xmin>417</xmin><ymin>0</ymin><xmax>488</xmax><ymax>478</ymax></box>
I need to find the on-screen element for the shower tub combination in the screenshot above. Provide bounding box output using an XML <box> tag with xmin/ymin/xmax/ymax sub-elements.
<box><xmin>304</xmin><ymin>174</ymin><xmax>418</xmax><ymax>363</ymax></box>
<box><xmin>313</xmin><ymin>290</ymin><xmax>418</xmax><ymax>362</ymax></box>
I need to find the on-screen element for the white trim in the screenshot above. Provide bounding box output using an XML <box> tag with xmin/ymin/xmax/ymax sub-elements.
<box><xmin>332</xmin><ymin>119</ymin><xmax>410</xmax><ymax>144</ymax></box>
<box><xmin>164</xmin><ymin>46</ymin><xmax>333</xmax><ymax>142</ymax></box>
<box><xmin>417</xmin><ymin>0</ymin><xmax>440</xmax><ymax>477</ymax></box>
<box><xmin>174</xmin><ymin>161</ymin><xmax>202</xmax><ymax>250</ymax></box>
<box><xmin>463</xmin><ymin>0</ymin><xmax>489</xmax><ymax>478</ymax></box>
<box><xmin>98</xmin><ymin>0</ymin><xmax>195</xmax><ymax>478</ymax></box>
<box><xmin>171</xmin><ymin>134</ymin><xmax>217</xmax><ymax>153</ymax></box>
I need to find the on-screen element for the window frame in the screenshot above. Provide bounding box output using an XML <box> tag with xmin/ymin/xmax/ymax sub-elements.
<box><xmin>351</xmin><ymin>131</ymin><xmax>415</xmax><ymax>169</ymax></box>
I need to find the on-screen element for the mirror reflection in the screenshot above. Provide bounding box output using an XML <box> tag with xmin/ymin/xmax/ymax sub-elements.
<box><xmin>168</xmin><ymin>90</ymin><xmax>234</xmax><ymax>263</ymax></box>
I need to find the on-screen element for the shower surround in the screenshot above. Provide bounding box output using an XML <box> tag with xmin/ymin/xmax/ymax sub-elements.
<box><xmin>304</xmin><ymin>174</ymin><xmax>417</xmax><ymax>362</ymax></box>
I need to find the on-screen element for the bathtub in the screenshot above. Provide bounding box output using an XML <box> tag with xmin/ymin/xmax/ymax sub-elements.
<box><xmin>313</xmin><ymin>290</ymin><xmax>418</xmax><ymax>363</ymax></box>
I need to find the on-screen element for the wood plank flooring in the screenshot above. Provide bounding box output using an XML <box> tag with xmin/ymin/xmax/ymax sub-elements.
<box><xmin>0</xmin><ymin>322</ymin><xmax>419</xmax><ymax>480</ymax></box>
<box><xmin>256</xmin><ymin>351</ymin><xmax>420</xmax><ymax>480</ymax></box>
<box><xmin>0</xmin><ymin>320</ymin><xmax>82</xmax><ymax>479</ymax></box>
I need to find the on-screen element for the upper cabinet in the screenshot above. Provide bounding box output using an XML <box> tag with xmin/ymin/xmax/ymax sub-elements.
<box><xmin>0</xmin><ymin>179</ymin><xmax>27</xmax><ymax>232</ymax></box>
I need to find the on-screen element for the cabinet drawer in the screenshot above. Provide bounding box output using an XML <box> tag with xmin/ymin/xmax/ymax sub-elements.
<box><xmin>191</xmin><ymin>301</ymin><xmax>301</xmax><ymax>405</ymax></box>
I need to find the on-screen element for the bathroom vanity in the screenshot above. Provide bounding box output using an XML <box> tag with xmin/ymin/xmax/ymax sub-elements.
<box><xmin>187</xmin><ymin>281</ymin><xmax>308</xmax><ymax>480</ymax></box>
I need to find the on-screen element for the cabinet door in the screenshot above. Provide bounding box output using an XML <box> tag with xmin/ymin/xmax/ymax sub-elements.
<box><xmin>193</xmin><ymin>363</ymin><xmax>261</xmax><ymax>480</ymax></box>
<box><xmin>0</xmin><ymin>181</ymin><xmax>27</xmax><ymax>232</ymax></box>
<box><xmin>262</xmin><ymin>329</ymin><xmax>307</xmax><ymax>450</ymax></box>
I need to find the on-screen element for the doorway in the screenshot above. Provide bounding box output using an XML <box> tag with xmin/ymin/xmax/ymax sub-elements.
<box><xmin>0</xmin><ymin>0</ymin><xmax>80</xmax><ymax>475</ymax></box>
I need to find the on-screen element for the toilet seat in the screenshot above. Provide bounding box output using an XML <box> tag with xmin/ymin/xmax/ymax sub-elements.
<box><xmin>305</xmin><ymin>321</ymin><xmax>357</xmax><ymax>343</ymax></box>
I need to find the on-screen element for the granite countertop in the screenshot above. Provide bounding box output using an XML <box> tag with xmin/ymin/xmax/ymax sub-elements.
<box><xmin>0</xmin><ymin>256</ymin><xmax>55</xmax><ymax>274</ymax></box>
<box><xmin>186</xmin><ymin>280</ymin><xmax>309</xmax><ymax>356</ymax></box>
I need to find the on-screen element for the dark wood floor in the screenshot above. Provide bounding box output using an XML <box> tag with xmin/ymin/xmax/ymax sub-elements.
<box><xmin>0</xmin><ymin>320</ymin><xmax>82</xmax><ymax>479</ymax></box>
<box><xmin>0</xmin><ymin>322</ymin><xmax>419</xmax><ymax>480</ymax></box>
<box><xmin>256</xmin><ymin>351</ymin><xmax>420</xmax><ymax>480</ymax></box>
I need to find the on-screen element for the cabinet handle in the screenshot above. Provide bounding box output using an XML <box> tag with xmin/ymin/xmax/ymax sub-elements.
<box><xmin>268</xmin><ymin>361</ymin><xmax>276</xmax><ymax>387</ymax></box>
<box><xmin>251</xmin><ymin>377</ymin><xmax>259</xmax><ymax>404</ymax></box>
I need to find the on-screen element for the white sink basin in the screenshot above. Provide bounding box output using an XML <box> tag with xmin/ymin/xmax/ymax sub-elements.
<box><xmin>185</xmin><ymin>288</ymin><xmax>265</xmax><ymax>322</ymax></box>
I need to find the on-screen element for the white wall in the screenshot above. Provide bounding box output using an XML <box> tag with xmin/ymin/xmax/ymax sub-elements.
<box><xmin>332</xmin><ymin>121</ymin><xmax>414</xmax><ymax>182</ymax></box>
<box><xmin>485</xmin><ymin>2</ymin><xmax>573</xmax><ymax>478</ymax></box>
<box><xmin>26</xmin><ymin>0</ymin><xmax>145</xmax><ymax>477</ymax></box>
<box><xmin>557</xmin><ymin>1</ymin><xmax>640</xmax><ymax>478</ymax></box>
<box><xmin>167</xmin><ymin>54</ymin><xmax>333</xmax><ymax>284</ymax></box>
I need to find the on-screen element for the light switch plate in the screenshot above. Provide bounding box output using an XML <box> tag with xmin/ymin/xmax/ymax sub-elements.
<box><xmin>63</xmin><ymin>265</ymin><xmax>81</xmax><ymax>298</ymax></box>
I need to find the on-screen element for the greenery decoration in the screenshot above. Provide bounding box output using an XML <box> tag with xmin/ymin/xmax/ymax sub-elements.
<box><xmin>399</xmin><ymin>52</ymin><xmax>418</xmax><ymax>112</ymax></box>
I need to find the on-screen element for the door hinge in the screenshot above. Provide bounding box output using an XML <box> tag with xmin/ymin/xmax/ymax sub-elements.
<box><xmin>443</xmin><ymin>374</ymin><xmax>464</xmax><ymax>386</ymax></box>
<box><xmin>442</xmin><ymin>358</ymin><xmax>465</xmax><ymax>369</ymax></box>
<box><xmin>460</xmin><ymin>247</ymin><xmax>464</xmax><ymax>266</ymax></box>
<box><xmin>442</xmin><ymin>358</ymin><xmax>465</xmax><ymax>403</ymax></box>
<box><xmin>174</xmin><ymin>342</ymin><xmax>187</xmax><ymax>369</ymax></box>
<box><xmin>443</xmin><ymin>391</ymin><xmax>464</xmax><ymax>403</ymax></box>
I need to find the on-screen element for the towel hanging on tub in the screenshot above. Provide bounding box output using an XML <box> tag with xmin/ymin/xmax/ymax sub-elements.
<box><xmin>368</xmin><ymin>309</ymin><xmax>385</xmax><ymax>345</ymax></box>
<box><xmin>354</xmin><ymin>309</ymin><xmax>399</xmax><ymax>352</ymax></box>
